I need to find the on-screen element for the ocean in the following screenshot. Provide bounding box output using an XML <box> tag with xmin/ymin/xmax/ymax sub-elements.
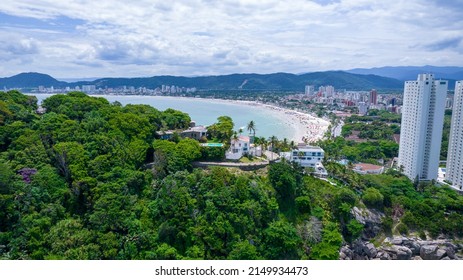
<box><xmin>31</xmin><ymin>94</ymin><xmax>296</xmax><ymax>140</ymax></box>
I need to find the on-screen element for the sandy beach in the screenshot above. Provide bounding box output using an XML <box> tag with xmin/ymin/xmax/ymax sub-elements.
<box><xmin>259</xmin><ymin>104</ymin><xmax>330</xmax><ymax>144</ymax></box>
<box><xmin>228</xmin><ymin>100</ymin><xmax>330</xmax><ymax>144</ymax></box>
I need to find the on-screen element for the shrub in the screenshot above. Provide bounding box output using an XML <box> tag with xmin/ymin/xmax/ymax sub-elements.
<box><xmin>295</xmin><ymin>196</ymin><xmax>312</xmax><ymax>214</ymax></box>
<box><xmin>396</xmin><ymin>223</ymin><xmax>409</xmax><ymax>235</ymax></box>
<box><xmin>362</xmin><ymin>187</ymin><xmax>384</xmax><ymax>209</ymax></box>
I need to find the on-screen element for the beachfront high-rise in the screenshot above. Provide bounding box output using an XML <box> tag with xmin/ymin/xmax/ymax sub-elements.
<box><xmin>398</xmin><ymin>74</ymin><xmax>447</xmax><ymax>181</ymax></box>
<box><xmin>446</xmin><ymin>81</ymin><xmax>463</xmax><ymax>189</ymax></box>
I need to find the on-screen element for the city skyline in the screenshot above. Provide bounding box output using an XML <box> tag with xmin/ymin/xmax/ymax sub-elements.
<box><xmin>1</xmin><ymin>0</ymin><xmax>463</xmax><ymax>78</ymax></box>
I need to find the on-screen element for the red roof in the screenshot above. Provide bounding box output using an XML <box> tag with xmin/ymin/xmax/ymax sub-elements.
<box><xmin>354</xmin><ymin>163</ymin><xmax>383</xmax><ymax>171</ymax></box>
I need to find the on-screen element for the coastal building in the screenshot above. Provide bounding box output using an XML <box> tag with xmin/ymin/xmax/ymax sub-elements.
<box><xmin>181</xmin><ymin>126</ymin><xmax>208</xmax><ymax>141</ymax></box>
<box><xmin>156</xmin><ymin>130</ymin><xmax>175</xmax><ymax>140</ymax></box>
<box><xmin>226</xmin><ymin>135</ymin><xmax>250</xmax><ymax>160</ymax></box>
<box><xmin>82</xmin><ymin>85</ymin><xmax>96</xmax><ymax>93</ymax></box>
<box><xmin>398</xmin><ymin>74</ymin><xmax>447</xmax><ymax>181</ymax></box>
<box><xmin>290</xmin><ymin>145</ymin><xmax>324</xmax><ymax>167</ymax></box>
<box><xmin>446</xmin><ymin>81</ymin><xmax>463</xmax><ymax>189</ymax></box>
<box><xmin>358</xmin><ymin>101</ymin><xmax>368</xmax><ymax>115</ymax></box>
<box><xmin>353</xmin><ymin>163</ymin><xmax>384</xmax><ymax>175</ymax></box>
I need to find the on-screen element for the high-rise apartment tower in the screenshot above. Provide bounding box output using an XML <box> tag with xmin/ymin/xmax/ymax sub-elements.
<box><xmin>398</xmin><ymin>74</ymin><xmax>447</xmax><ymax>181</ymax></box>
<box><xmin>446</xmin><ymin>81</ymin><xmax>463</xmax><ymax>189</ymax></box>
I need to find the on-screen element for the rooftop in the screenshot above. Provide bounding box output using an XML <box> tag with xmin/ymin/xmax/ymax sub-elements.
<box><xmin>183</xmin><ymin>126</ymin><xmax>207</xmax><ymax>133</ymax></box>
<box><xmin>295</xmin><ymin>144</ymin><xmax>323</xmax><ymax>150</ymax></box>
<box><xmin>354</xmin><ymin>163</ymin><xmax>383</xmax><ymax>171</ymax></box>
<box><xmin>235</xmin><ymin>135</ymin><xmax>250</xmax><ymax>142</ymax></box>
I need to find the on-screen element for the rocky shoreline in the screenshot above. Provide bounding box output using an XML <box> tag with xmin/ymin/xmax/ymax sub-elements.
<box><xmin>342</xmin><ymin>206</ymin><xmax>463</xmax><ymax>260</ymax></box>
<box><xmin>340</xmin><ymin>237</ymin><xmax>463</xmax><ymax>260</ymax></box>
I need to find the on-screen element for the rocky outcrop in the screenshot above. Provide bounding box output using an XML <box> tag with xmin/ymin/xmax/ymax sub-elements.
<box><xmin>340</xmin><ymin>236</ymin><xmax>462</xmax><ymax>260</ymax></box>
<box><xmin>351</xmin><ymin>206</ymin><xmax>385</xmax><ymax>239</ymax></box>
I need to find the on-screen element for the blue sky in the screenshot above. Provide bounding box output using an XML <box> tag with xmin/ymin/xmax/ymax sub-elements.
<box><xmin>0</xmin><ymin>0</ymin><xmax>462</xmax><ymax>78</ymax></box>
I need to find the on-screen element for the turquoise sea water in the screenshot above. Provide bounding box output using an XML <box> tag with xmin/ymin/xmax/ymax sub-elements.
<box><xmin>32</xmin><ymin>94</ymin><xmax>295</xmax><ymax>140</ymax></box>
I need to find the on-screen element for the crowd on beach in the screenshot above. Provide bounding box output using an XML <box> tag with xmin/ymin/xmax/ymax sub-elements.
<box><xmin>215</xmin><ymin>99</ymin><xmax>331</xmax><ymax>144</ymax></box>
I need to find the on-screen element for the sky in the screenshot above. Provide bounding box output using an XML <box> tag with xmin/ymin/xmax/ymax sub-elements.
<box><xmin>0</xmin><ymin>0</ymin><xmax>462</xmax><ymax>79</ymax></box>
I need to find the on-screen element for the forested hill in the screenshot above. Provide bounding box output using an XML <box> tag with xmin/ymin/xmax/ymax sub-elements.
<box><xmin>0</xmin><ymin>72</ymin><xmax>67</xmax><ymax>88</ymax></box>
<box><xmin>1</xmin><ymin>90</ymin><xmax>463</xmax><ymax>260</ymax></box>
<box><xmin>0</xmin><ymin>71</ymin><xmax>403</xmax><ymax>90</ymax></box>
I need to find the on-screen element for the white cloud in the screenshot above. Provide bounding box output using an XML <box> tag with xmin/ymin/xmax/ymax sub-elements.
<box><xmin>0</xmin><ymin>0</ymin><xmax>462</xmax><ymax>78</ymax></box>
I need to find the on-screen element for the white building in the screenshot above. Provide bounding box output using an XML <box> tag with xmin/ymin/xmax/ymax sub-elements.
<box><xmin>226</xmin><ymin>135</ymin><xmax>250</xmax><ymax>160</ymax></box>
<box><xmin>180</xmin><ymin>126</ymin><xmax>208</xmax><ymax>141</ymax></box>
<box><xmin>446</xmin><ymin>81</ymin><xmax>463</xmax><ymax>189</ymax></box>
<box><xmin>305</xmin><ymin>85</ymin><xmax>315</xmax><ymax>95</ymax></box>
<box><xmin>82</xmin><ymin>85</ymin><xmax>96</xmax><ymax>93</ymax></box>
<box><xmin>398</xmin><ymin>74</ymin><xmax>447</xmax><ymax>181</ymax></box>
<box><xmin>291</xmin><ymin>145</ymin><xmax>324</xmax><ymax>167</ymax></box>
<box><xmin>325</xmin><ymin>85</ymin><xmax>335</xmax><ymax>97</ymax></box>
<box><xmin>358</xmin><ymin>101</ymin><xmax>368</xmax><ymax>115</ymax></box>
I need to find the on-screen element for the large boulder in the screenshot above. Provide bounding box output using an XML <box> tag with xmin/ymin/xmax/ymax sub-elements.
<box><xmin>396</xmin><ymin>246</ymin><xmax>413</xmax><ymax>260</ymax></box>
<box><xmin>339</xmin><ymin>245</ymin><xmax>354</xmax><ymax>260</ymax></box>
<box><xmin>420</xmin><ymin>245</ymin><xmax>439</xmax><ymax>260</ymax></box>
<box><xmin>435</xmin><ymin>249</ymin><xmax>447</xmax><ymax>260</ymax></box>
<box><xmin>340</xmin><ymin>246</ymin><xmax>353</xmax><ymax>260</ymax></box>
<box><xmin>392</xmin><ymin>237</ymin><xmax>404</xmax><ymax>246</ymax></box>
<box><xmin>382</xmin><ymin>245</ymin><xmax>413</xmax><ymax>260</ymax></box>
<box><xmin>376</xmin><ymin>251</ymin><xmax>391</xmax><ymax>260</ymax></box>
<box><xmin>403</xmin><ymin>239</ymin><xmax>421</xmax><ymax>255</ymax></box>
<box><xmin>363</xmin><ymin>243</ymin><xmax>378</xmax><ymax>259</ymax></box>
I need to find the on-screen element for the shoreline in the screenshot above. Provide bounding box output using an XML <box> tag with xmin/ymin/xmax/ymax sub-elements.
<box><xmin>197</xmin><ymin>97</ymin><xmax>331</xmax><ymax>144</ymax></box>
<box><xmin>32</xmin><ymin>93</ymin><xmax>330</xmax><ymax>143</ymax></box>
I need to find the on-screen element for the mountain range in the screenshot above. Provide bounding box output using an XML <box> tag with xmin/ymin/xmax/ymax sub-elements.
<box><xmin>1</xmin><ymin>66</ymin><xmax>462</xmax><ymax>91</ymax></box>
<box><xmin>346</xmin><ymin>66</ymin><xmax>463</xmax><ymax>89</ymax></box>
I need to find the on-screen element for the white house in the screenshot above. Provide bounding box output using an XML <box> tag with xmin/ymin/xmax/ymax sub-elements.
<box><xmin>226</xmin><ymin>135</ymin><xmax>250</xmax><ymax>160</ymax></box>
<box><xmin>291</xmin><ymin>145</ymin><xmax>324</xmax><ymax>167</ymax></box>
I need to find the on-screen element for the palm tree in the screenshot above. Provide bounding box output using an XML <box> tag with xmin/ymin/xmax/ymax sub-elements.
<box><xmin>290</xmin><ymin>140</ymin><xmax>296</xmax><ymax>150</ymax></box>
<box><xmin>283</xmin><ymin>138</ymin><xmax>289</xmax><ymax>151</ymax></box>
<box><xmin>238</xmin><ymin>128</ymin><xmax>243</xmax><ymax>135</ymax></box>
<box><xmin>260</xmin><ymin>137</ymin><xmax>268</xmax><ymax>151</ymax></box>
<box><xmin>247</xmin><ymin>120</ymin><xmax>256</xmax><ymax>143</ymax></box>
<box><xmin>269</xmin><ymin>135</ymin><xmax>279</xmax><ymax>152</ymax></box>
<box><xmin>269</xmin><ymin>135</ymin><xmax>277</xmax><ymax>160</ymax></box>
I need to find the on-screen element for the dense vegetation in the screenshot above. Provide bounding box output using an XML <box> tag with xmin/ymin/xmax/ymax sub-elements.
<box><xmin>340</xmin><ymin>109</ymin><xmax>452</xmax><ymax>161</ymax></box>
<box><xmin>1</xmin><ymin>91</ymin><xmax>461</xmax><ymax>261</ymax></box>
<box><xmin>440</xmin><ymin>109</ymin><xmax>452</xmax><ymax>160</ymax></box>
<box><xmin>316</xmin><ymin>137</ymin><xmax>398</xmax><ymax>164</ymax></box>
<box><xmin>326</xmin><ymin>164</ymin><xmax>463</xmax><ymax>239</ymax></box>
<box><xmin>0</xmin><ymin>91</ymin><xmax>350</xmax><ymax>260</ymax></box>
